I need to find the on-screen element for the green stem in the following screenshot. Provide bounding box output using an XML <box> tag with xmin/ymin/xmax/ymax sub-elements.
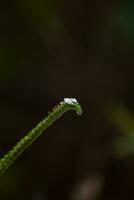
<box><xmin>0</xmin><ymin>98</ymin><xmax>82</xmax><ymax>176</ymax></box>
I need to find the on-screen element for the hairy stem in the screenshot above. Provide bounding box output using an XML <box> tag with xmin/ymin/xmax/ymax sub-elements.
<box><xmin>0</xmin><ymin>98</ymin><xmax>82</xmax><ymax>176</ymax></box>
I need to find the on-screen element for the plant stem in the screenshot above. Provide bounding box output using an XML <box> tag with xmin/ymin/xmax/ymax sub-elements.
<box><xmin>0</xmin><ymin>98</ymin><xmax>82</xmax><ymax>176</ymax></box>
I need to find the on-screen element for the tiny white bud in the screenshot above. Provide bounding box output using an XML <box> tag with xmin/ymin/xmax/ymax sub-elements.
<box><xmin>64</xmin><ymin>98</ymin><xmax>78</xmax><ymax>105</ymax></box>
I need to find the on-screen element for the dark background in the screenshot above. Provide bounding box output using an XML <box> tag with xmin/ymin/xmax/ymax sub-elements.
<box><xmin>0</xmin><ymin>0</ymin><xmax>134</xmax><ymax>199</ymax></box>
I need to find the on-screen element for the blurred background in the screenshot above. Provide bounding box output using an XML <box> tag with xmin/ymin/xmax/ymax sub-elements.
<box><xmin>0</xmin><ymin>0</ymin><xmax>134</xmax><ymax>199</ymax></box>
